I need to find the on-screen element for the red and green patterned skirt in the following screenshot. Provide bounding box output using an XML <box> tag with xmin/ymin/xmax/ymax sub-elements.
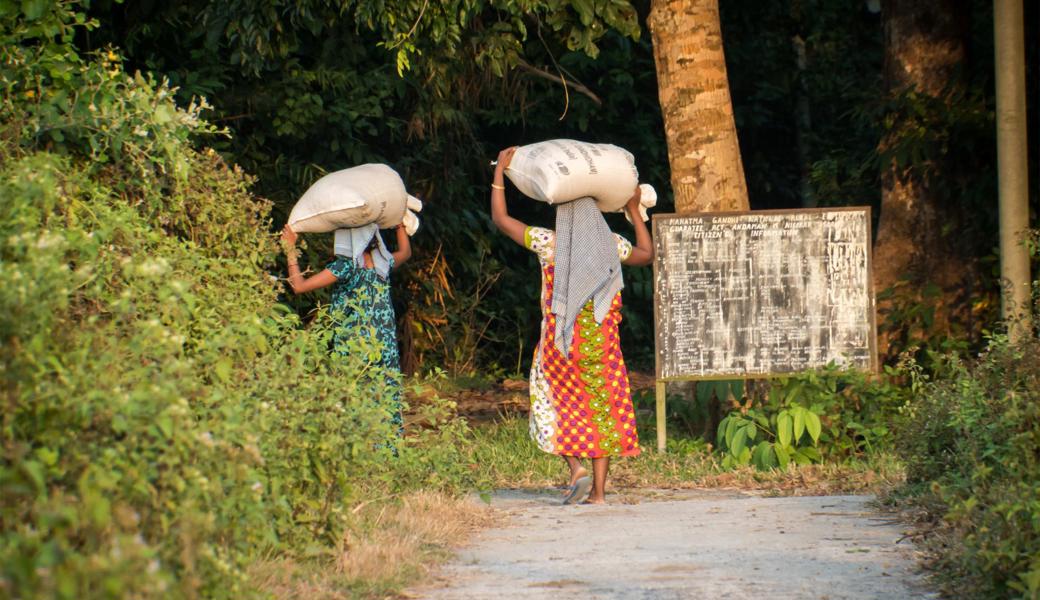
<box><xmin>528</xmin><ymin>263</ymin><xmax>641</xmax><ymax>458</ymax></box>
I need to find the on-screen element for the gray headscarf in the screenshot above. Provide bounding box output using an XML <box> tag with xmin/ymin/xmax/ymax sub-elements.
<box><xmin>334</xmin><ymin>224</ymin><xmax>392</xmax><ymax>278</ymax></box>
<box><xmin>551</xmin><ymin>197</ymin><xmax>624</xmax><ymax>355</ymax></box>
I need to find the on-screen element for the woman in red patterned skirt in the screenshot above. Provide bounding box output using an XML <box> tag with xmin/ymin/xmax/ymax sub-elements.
<box><xmin>490</xmin><ymin>146</ymin><xmax>654</xmax><ymax>504</ymax></box>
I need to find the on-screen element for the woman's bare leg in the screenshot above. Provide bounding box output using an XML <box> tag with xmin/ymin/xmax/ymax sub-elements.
<box><xmin>586</xmin><ymin>457</ymin><xmax>610</xmax><ymax>503</ymax></box>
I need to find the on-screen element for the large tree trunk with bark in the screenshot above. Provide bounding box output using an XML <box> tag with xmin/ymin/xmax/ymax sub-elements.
<box><xmin>874</xmin><ymin>0</ymin><xmax>970</xmax><ymax>360</ymax></box>
<box><xmin>647</xmin><ymin>0</ymin><xmax>749</xmax><ymax>213</ymax></box>
<box><xmin>648</xmin><ymin>0</ymin><xmax>749</xmax><ymax>444</ymax></box>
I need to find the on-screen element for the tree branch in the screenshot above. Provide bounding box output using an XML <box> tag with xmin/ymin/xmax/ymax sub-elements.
<box><xmin>515</xmin><ymin>60</ymin><xmax>602</xmax><ymax>107</ymax></box>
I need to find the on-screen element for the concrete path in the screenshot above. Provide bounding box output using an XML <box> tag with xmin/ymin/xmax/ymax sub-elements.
<box><xmin>416</xmin><ymin>489</ymin><xmax>934</xmax><ymax>600</ymax></box>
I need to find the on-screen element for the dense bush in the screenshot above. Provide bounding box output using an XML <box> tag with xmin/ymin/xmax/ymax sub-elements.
<box><xmin>0</xmin><ymin>4</ymin><xmax>472</xmax><ymax>598</ymax></box>
<box><xmin>896</xmin><ymin>334</ymin><xmax>1040</xmax><ymax>599</ymax></box>
<box><xmin>715</xmin><ymin>366</ymin><xmax>907</xmax><ymax>470</ymax></box>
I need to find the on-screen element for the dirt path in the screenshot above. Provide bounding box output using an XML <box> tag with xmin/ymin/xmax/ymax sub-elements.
<box><xmin>415</xmin><ymin>489</ymin><xmax>934</xmax><ymax>600</ymax></box>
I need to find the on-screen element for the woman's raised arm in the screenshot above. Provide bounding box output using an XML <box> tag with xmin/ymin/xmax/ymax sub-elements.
<box><xmin>282</xmin><ymin>224</ymin><xmax>338</xmax><ymax>294</ymax></box>
<box><xmin>490</xmin><ymin>147</ymin><xmax>527</xmax><ymax>246</ymax></box>
<box><xmin>391</xmin><ymin>224</ymin><xmax>411</xmax><ymax>268</ymax></box>
<box><xmin>622</xmin><ymin>187</ymin><xmax>654</xmax><ymax>266</ymax></box>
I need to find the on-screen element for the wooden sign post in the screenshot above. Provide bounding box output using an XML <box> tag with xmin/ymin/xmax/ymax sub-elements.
<box><xmin>651</xmin><ymin>208</ymin><xmax>878</xmax><ymax>452</ymax></box>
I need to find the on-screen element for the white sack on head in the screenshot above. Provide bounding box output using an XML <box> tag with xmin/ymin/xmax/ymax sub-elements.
<box><xmin>504</xmin><ymin>139</ymin><xmax>638</xmax><ymax>212</ymax></box>
<box><xmin>288</xmin><ymin>164</ymin><xmax>409</xmax><ymax>233</ymax></box>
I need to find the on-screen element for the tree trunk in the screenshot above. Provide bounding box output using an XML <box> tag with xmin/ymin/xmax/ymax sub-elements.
<box><xmin>647</xmin><ymin>0</ymin><xmax>750</xmax><ymax>213</ymax></box>
<box><xmin>993</xmin><ymin>0</ymin><xmax>1033</xmax><ymax>341</ymax></box>
<box><xmin>648</xmin><ymin>1</ymin><xmax>749</xmax><ymax>445</ymax></box>
<box><xmin>873</xmin><ymin>0</ymin><xmax>969</xmax><ymax>359</ymax></box>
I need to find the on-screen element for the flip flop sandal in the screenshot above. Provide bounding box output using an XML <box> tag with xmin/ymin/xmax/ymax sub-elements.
<box><xmin>558</xmin><ymin>473</ymin><xmax>590</xmax><ymax>494</ymax></box>
<box><xmin>562</xmin><ymin>476</ymin><xmax>592</xmax><ymax>505</ymax></box>
<box><xmin>558</xmin><ymin>469</ymin><xmax>589</xmax><ymax>493</ymax></box>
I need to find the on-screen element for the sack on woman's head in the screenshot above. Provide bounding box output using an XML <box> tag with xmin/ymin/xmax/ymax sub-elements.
<box><xmin>289</xmin><ymin>164</ymin><xmax>412</xmax><ymax>233</ymax></box>
<box><xmin>504</xmin><ymin>139</ymin><xmax>639</xmax><ymax>213</ymax></box>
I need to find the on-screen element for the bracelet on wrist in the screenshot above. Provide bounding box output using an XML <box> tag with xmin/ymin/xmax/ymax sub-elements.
<box><xmin>491</xmin><ymin>183</ymin><xmax>505</xmax><ymax>190</ymax></box>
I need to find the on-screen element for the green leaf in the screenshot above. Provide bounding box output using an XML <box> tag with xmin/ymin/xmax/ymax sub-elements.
<box><xmin>35</xmin><ymin>447</ymin><xmax>59</xmax><ymax>467</ymax></box>
<box><xmin>793</xmin><ymin>407</ymin><xmax>806</xmax><ymax>441</ymax></box>
<box><xmin>805</xmin><ymin>410</ymin><xmax>822</xmax><ymax>444</ymax></box>
<box><xmin>730</xmin><ymin>379</ymin><xmax>744</xmax><ymax>401</ymax></box>
<box><xmin>731</xmin><ymin>425</ymin><xmax>748</xmax><ymax>459</ymax></box>
<box><xmin>724</xmin><ymin>415</ymin><xmax>739</xmax><ymax>446</ymax></box>
<box><xmin>20</xmin><ymin>460</ymin><xmax>46</xmax><ymax>493</ymax></box>
<box><xmin>153</xmin><ymin>104</ymin><xmax>174</xmax><ymax>124</ymax></box>
<box><xmin>784</xmin><ymin>382</ymin><xmax>803</xmax><ymax>405</ymax></box>
<box><xmin>774</xmin><ymin>443</ymin><xmax>791</xmax><ymax>469</ymax></box>
<box><xmin>88</xmin><ymin>494</ymin><xmax>111</xmax><ymax>527</ymax></box>
<box><xmin>214</xmin><ymin>358</ymin><xmax>232</xmax><ymax>382</ymax></box>
<box><xmin>752</xmin><ymin>441</ymin><xmax>774</xmax><ymax>470</ymax></box>
<box><xmin>572</xmin><ymin>0</ymin><xmax>594</xmax><ymax>26</ymax></box>
<box><xmin>798</xmin><ymin>446</ymin><xmax>822</xmax><ymax>462</ymax></box>
<box><xmin>745</xmin><ymin>423</ymin><xmax>757</xmax><ymax>441</ymax></box>
<box><xmin>716</xmin><ymin>417</ymin><xmax>729</xmax><ymax>447</ymax></box>
<box><xmin>792</xmin><ymin>449</ymin><xmax>812</xmax><ymax>465</ymax></box>
<box><xmin>697</xmin><ymin>382</ymin><xmax>714</xmax><ymax>406</ymax></box>
<box><xmin>312</xmin><ymin>457</ymin><xmax>328</xmax><ymax>483</ymax></box>
<box><xmin>22</xmin><ymin>0</ymin><xmax>46</xmax><ymax>20</ymax></box>
<box><xmin>777</xmin><ymin>412</ymin><xmax>793</xmax><ymax>447</ymax></box>
<box><xmin>713</xmin><ymin>381</ymin><xmax>730</xmax><ymax>403</ymax></box>
<box><xmin>156</xmin><ymin>414</ymin><xmax>173</xmax><ymax>439</ymax></box>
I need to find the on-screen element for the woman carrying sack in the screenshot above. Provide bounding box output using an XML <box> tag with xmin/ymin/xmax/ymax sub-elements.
<box><xmin>280</xmin><ymin>223</ymin><xmax>412</xmax><ymax>445</ymax></box>
<box><xmin>489</xmin><ymin>146</ymin><xmax>653</xmax><ymax>504</ymax></box>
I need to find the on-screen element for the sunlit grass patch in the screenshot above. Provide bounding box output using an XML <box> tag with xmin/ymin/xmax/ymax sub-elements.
<box><xmin>250</xmin><ymin>491</ymin><xmax>497</xmax><ymax>599</ymax></box>
<box><xmin>469</xmin><ymin>417</ymin><xmax>904</xmax><ymax>496</ymax></box>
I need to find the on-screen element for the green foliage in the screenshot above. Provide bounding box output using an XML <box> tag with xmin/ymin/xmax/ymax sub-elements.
<box><xmin>1</xmin><ymin>3</ymin><xmax>221</xmax><ymax>183</ymax></box>
<box><xmin>717</xmin><ymin>404</ymin><xmax>822</xmax><ymax>470</ymax></box>
<box><xmin>79</xmin><ymin>0</ymin><xmax>667</xmax><ymax>376</ymax></box>
<box><xmin>351</xmin><ymin>0</ymin><xmax>641</xmax><ymax>77</ymax></box>
<box><xmin>895</xmin><ymin>335</ymin><xmax>1040</xmax><ymax>599</ymax></box>
<box><xmin>716</xmin><ymin>367</ymin><xmax>906</xmax><ymax>471</ymax></box>
<box><xmin>0</xmin><ymin>5</ymin><xmax>475</xmax><ymax>598</ymax></box>
<box><xmin>772</xmin><ymin>367</ymin><xmax>905</xmax><ymax>457</ymax></box>
<box><xmin>70</xmin><ymin>0</ymin><xmax>1023</xmax><ymax>380</ymax></box>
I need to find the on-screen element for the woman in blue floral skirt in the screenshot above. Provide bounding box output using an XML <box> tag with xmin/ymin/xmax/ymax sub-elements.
<box><xmin>281</xmin><ymin>223</ymin><xmax>412</xmax><ymax>435</ymax></box>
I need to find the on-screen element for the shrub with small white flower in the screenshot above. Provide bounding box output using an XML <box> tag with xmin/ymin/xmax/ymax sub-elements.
<box><xmin>0</xmin><ymin>4</ymin><xmax>473</xmax><ymax>599</ymax></box>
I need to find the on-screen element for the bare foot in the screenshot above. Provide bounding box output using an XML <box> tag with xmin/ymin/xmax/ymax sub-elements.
<box><xmin>581</xmin><ymin>497</ymin><xmax>606</xmax><ymax>505</ymax></box>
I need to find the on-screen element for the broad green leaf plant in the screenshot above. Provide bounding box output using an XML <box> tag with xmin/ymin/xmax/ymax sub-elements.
<box><xmin>716</xmin><ymin>365</ymin><xmax>905</xmax><ymax>471</ymax></box>
<box><xmin>717</xmin><ymin>403</ymin><xmax>823</xmax><ymax>470</ymax></box>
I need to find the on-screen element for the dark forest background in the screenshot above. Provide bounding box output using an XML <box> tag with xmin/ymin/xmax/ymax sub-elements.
<box><xmin>73</xmin><ymin>0</ymin><xmax>1037</xmax><ymax>375</ymax></box>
